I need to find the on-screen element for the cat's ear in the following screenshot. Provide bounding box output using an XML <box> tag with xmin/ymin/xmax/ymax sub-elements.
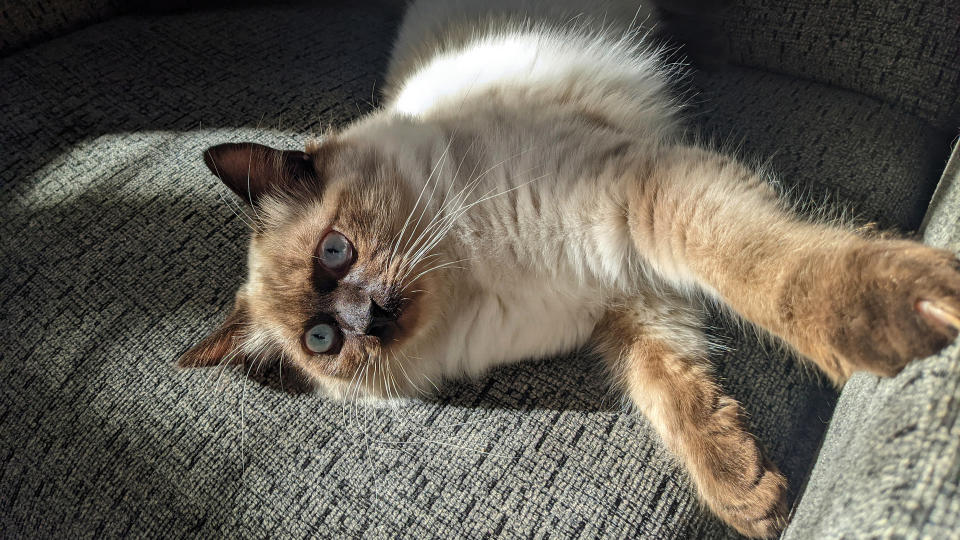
<box><xmin>177</xmin><ymin>299</ymin><xmax>251</xmax><ymax>368</ymax></box>
<box><xmin>203</xmin><ymin>142</ymin><xmax>314</xmax><ymax>205</ymax></box>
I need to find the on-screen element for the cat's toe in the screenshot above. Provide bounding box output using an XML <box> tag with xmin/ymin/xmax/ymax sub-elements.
<box><xmin>716</xmin><ymin>461</ymin><xmax>788</xmax><ymax>539</ymax></box>
<box><xmin>830</xmin><ymin>243</ymin><xmax>960</xmax><ymax>377</ymax></box>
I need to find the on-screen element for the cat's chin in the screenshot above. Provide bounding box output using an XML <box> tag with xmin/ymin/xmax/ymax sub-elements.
<box><xmin>332</xmin><ymin>392</ymin><xmax>419</xmax><ymax>408</ymax></box>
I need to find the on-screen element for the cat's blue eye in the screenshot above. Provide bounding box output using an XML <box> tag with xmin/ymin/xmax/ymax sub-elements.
<box><xmin>318</xmin><ymin>230</ymin><xmax>354</xmax><ymax>271</ymax></box>
<box><xmin>304</xmin><ymin>323</ymin><xmax>338</xmax><ymax>354</ymax></box>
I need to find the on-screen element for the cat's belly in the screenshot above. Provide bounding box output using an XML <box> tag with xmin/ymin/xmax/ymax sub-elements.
<box><xmin>440</xmin><ymin>277</ymin><xmax>605</xmax><ymax>377</ymax></box>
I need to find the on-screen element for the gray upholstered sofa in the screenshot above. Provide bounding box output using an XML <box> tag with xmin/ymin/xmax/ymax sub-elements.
<box><xmin>2</xmin><ymin>1</ymin><xmax>958</xmax><ymax>538</ymax></box>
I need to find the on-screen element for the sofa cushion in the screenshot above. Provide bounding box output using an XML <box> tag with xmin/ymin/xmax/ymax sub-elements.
<box><xmin>687</xmin><ymin>66</ymin><xmax>953</xmax><ymax>232</ymax></box>
<box><xmin>714</xmin><ymin>0</ymin><xmax>960</xmax><ymax>130</ymax></box>
<box><xmin>0</xmin><ymin>0</ymin><xmax>122</xmax><ymax>56</ymax></box>
<box><xmin>0</xmin><ymin>3</ymin><xmax>950</xmax><ymax>538</ymax></box>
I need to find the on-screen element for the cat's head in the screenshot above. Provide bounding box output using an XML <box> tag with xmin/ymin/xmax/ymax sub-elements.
<box><xmin>178</xmin><ymin>135</ymin><xmax>450</xmax><ymax>398</ymax></box>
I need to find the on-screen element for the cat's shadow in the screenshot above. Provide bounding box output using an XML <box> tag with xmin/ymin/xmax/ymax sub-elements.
<box><xmin>244</xmin><ymin>307</ymin><xmax>837</xmax><ymax>497</ymax></box>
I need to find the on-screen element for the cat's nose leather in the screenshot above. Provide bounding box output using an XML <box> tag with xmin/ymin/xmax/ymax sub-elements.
<box><xmin>335</xmin><ymin>283</ymin><xmax>397</xmax><ymax>337</ymax></box>
<box><xmin>365</xmin><ymin>299</ymin><xmax>398</xmax><ymax>338</ymax></box>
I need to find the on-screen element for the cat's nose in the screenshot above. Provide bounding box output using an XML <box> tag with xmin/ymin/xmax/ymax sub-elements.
<box><xmin>364</xmin><ymin>299</ymin><xmax>398</xmax><ymax>339</ymax></box>
<box><xmin>336</xmin><ymin>283</ymin><xmax>399</xmax><ymax>339</ymax></box>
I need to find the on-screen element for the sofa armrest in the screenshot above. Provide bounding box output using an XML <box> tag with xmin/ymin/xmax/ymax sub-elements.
<box><xmin>922</xmin><ymin>137</ymin><xmax>960</xmax><ymax>252</ymax></box>
<box><xmin>784</xmin><ymin>138</ymin><xmax>960</xmax><ymax>538</ymax></box>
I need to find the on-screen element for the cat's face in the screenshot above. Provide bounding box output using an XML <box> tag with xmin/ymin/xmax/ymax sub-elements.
<box><xmin>178</xmin><ymin>138</ymin><xmax>448</xmax><ymax>398</ymax></box>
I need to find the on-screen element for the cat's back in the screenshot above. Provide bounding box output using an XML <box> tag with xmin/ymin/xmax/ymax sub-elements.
<box><xmin>384</xmin><ymin>0</ymin><xmax>671</xmax><ymax>129</ymax></box>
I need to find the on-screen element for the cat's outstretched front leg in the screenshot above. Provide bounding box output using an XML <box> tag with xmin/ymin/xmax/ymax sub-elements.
<box><xmin>592</xmin><ymin>293</ymin><xmax>787</xmax><ymax>538</ymax></box>
<box><xmin>627</xmin><ymin>145</ymin><xmax>960</xmax><ymax>383</ymax></box>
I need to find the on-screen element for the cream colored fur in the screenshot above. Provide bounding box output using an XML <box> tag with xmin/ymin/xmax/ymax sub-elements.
<box><xmin>343</xmin><ymin>0</ymin><xmax>679</xmax><ymax>387</ymax></box>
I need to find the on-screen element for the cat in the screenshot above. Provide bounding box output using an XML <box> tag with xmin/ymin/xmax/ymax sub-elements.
<box><xmin>177</xmin><ymin>1</ymin><xmax>960</xmax><ymax>537</ymax></box>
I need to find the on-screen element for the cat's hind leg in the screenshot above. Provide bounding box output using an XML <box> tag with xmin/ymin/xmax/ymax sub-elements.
<box><xmin>592</xmin><ymin>292</ymin><xmax>787</xmax><ymax>539</ymax></box>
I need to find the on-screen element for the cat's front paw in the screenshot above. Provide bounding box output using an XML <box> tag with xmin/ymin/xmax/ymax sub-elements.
<box><xmin>821</xmin><ymin>242</ymin><xmax>960</xmax><ymax>377</ymax></box>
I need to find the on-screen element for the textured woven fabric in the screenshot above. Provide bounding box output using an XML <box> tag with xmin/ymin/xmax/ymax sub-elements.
<box><xmin>922</xmin><ymin>139</ymin><xmax>960</xmax><ymax>252</ymax></box>
<box><xmin>0</xmin><ymin>0</ymin><xmax>122</xmax><ymax>56</ymax></box>
<box><xmin>714</xmin><ymin>0</ymin><xmax>960</xmax><ymax>130</ymax></box>
<box><xmin>0</xmin><ymin>3</ymin><xmax>953</xmax><ymax>539</ymax></box>
<box><xmin>686</xmin><ymin>67</ymin><xmax>953</xmax><ymax>232</ymax></box>
<box><xmin>783</xmin><ymin>141</ymin><xmax>960</xmax><ymax>539</ymax></box>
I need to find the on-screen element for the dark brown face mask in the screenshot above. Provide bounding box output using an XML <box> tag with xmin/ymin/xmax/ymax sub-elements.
<box><xmin>326</xmin><ymin>280</ymin><xmax>399</xmax><ymax>337</ymax></box>
<box><xmin>309</xmin><ymin>229</ymin><xmax>402</xmax><ymax>352</ymax></box>
<box><xmin>178</xmin><ymin>138</ymin><xmax>425</xmax><ymax>388</ymax></box>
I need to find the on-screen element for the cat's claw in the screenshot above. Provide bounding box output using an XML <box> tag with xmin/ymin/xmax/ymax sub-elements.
<box><xmin>916</xmin><ymin>299</ymin><xmax>960</xmax><ymax>334</ymax></box>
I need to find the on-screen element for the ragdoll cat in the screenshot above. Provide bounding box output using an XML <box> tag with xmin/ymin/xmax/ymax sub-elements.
<box><xmin>178</xmin><ymin>0</ymin><xmax>960</xmax><ymax>537</ymax></box>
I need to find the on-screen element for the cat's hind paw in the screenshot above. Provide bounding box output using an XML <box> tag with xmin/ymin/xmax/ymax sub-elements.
<box><xmin>712</xmin><ymin>460</ymin><xmax>789</xmax><ymax>539</ymax></box>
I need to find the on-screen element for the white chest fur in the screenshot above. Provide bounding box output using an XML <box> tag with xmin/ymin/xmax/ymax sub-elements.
<box><xmin>439</xmin><ymin>273</ymin><xmax>605</xmax><ymax>377</ymax></box>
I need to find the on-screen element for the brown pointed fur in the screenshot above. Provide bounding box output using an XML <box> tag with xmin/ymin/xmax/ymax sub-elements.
<box><xmin>626</xmin><ymin>145</ymin><xmax>960</xmax><ymax>385</ymax></box>
<box><xmin>592</xmin><ymin>290</ymin><xmax>788</xmax><ymax>537</ymax></box>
